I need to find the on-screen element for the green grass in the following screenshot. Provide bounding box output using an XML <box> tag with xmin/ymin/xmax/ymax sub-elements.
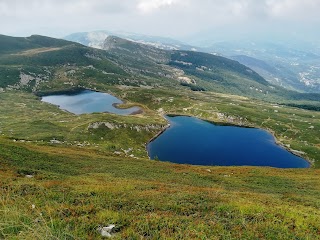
<box><xmin>0</xmin><ymin>86</ymin><xmax>320</xmax><ymax>239</ymax></box>
<box><xmin>1</xmin><ymin>138</ymin><xmax>320</xmax><ymax>239</ymax></box>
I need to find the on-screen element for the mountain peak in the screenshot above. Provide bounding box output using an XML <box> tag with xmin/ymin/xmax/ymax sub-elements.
<box><xmin>103</xmin><ymin>35</ymin><xmax>130</xmax><ymax>50</ymax></box>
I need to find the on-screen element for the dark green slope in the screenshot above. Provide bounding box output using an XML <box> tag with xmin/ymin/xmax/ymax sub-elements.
<box><xmin>170</xmin><ymin>51</ymin><xmax>268</xmax><ymax>85</ymax></box>
<box><xmin>231</xmin><ymin>55</ymin><xmax>277</xmax><ymax>74</ymax></box>
<box><xmin>0</xmin><ymin>34</ymin><xmax>124</xmax><ymax>68</ymax></box>
<box><xmin>0</xmin><ymin>35</ymin><xmax>74</xmax><ymax>54</ymax></box>
<box><xmin>0</xmin><ymin>34</ymin><xmax>275</xmax><ymax>94</ymax></box>
<box><xmin>102</xmin><ymin>36</ymin><xmax>171</xmax><ymax>77</ymax></box>
<box><xmin>0</xmin><ymin>34</ymin><xmax>128</xmax><ymax>90</ymax></box>
<box><xmin>169</xmin><ymin>50</ymin><xmax>274</xmax><ymax>97</ymax></box>
<box><xmin>102</xmin><ymin>36</ymin><xmax>275</xmax><ymax>96</ymax></box>
<box><xmin>103</xmin><ymin>36</ymin><xmax>169</xmax><ymax>63</ymax></box>
<box><xmin>103</xmin><ymin>35</ymin><xmax>267</xmax><ymax>84</ymax></box>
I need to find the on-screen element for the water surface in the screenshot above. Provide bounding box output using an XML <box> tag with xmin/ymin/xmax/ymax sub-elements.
<box><xmin>147</xmin><ymin>116</ymin><xmax>309</xmax><ymax>168</ymax></box>
<box><xmin>41</xmin><ymin>90</ymin><xmax>141</xmax><ymax>115</ymax></box>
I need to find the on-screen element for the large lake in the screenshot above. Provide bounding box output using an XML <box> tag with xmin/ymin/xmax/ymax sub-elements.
<box><xmin>41</xmin><ymin>90</ymin><xmax>141</xmax><ymax>115</ymax></box>
<box><xmin>147</xmin><ymin>116</ymin><xmax>309</xmax><ymax>168</ymax></box>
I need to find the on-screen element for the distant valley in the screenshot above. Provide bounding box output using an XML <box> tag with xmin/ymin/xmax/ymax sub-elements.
<box><xmin>207</xmin><ymin>41</ymin><xmax>320</xmax><ymax>93</ymax></box>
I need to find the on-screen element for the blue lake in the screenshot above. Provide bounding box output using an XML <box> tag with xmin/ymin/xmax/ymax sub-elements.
<box><xmin>147</xmin><ymin>116</ymin><xmax>309</xmax><ymax>168</ymax></box>
<box><xmin>41</xmin><ymin>90</ymin><xmax>141</xmax><ymax>115</ymax></box>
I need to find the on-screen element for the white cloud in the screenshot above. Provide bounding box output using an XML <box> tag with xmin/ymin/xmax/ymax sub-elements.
<box><xmin>137</xmin><ymin>0</ymin><xmax>182</xmax><ymax>13</ymax></box>
<box><xmin>0</xmin><ymin>0</ymin><xmax>319</xmax><ymax>41</ymax></box>
<box><xmin>267</xmin><ymin>0</ymin><xmax>319</xmax><ymax>21</ymax></box>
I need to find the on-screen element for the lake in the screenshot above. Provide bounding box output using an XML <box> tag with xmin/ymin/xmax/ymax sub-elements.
<box><xmin>41</xmin><ymin>90</ymin><xmax>141</xmax><ymax>115</ymax></box>
<box><xmin>147</xmin><ymin>116</ymin><xmax>309</xmax><ymax>168</ymax></box>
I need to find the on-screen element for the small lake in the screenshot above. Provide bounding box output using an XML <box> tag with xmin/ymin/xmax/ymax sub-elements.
<box><xmin>147</xmin><ymin>116</ymin><xmax>309</xmax><ymax>168</ymax></box>
<box><xmin>41</xmin><ymin>90</ymin><xmax>141</xmax><ymax>115</ymax></box>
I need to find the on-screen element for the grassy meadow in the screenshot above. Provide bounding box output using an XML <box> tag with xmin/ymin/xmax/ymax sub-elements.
<box><xmin>0</xmin><ymin>85</ymin><xmax>320</xmax><ymax>239</ymax></box>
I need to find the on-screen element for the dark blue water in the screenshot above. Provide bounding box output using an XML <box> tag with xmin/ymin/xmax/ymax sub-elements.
<box><xmin>147</xmin><ymin>116</ymin><xmax>309</xmax><ymax>168</ymax></box>
<box><xmin>41</xmin><ymin>90</ymin><xmax>141</xmax><ymax>115</ymax></box>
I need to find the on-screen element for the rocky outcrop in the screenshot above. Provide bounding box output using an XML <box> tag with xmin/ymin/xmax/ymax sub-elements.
<box><xmin>84</xmin><ymin>53</ymin><xmax>102</xmax><ymax>60</ymax></box>
<box><xmin>177</xmin><ymin>76</ymin><xmax>196</xmax><ymax>85</ymax></box>
<box><xmin>20</xmin><ymin>73</ymin><xmax>34</xmax><ymax>86</ymax></box>
<box><xmin>88</xmin><ymin>122</ymin><xmax>166</xmax><ymax>132</ymax></box>
<box><xmin>89</xmin><ymin>122</ymin><xmax>116</xmax><ymax>130</ymax></box>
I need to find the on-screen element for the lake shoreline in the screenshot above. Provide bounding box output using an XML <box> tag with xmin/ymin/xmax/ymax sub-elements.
<box><xmin>38</xmin><ymin>87</ymin><xmax>143</xmax><ymax>116</ymax></box>
<box><xmin>112</xmin><ymin>103</ymin><xmax>143</xmax><ymax>115</ymax></box>
<box><xmin>265</xmin><ymin>128</ymin><xmax>312</xmax><ymax>167</ymax></box>
<box><xmin>147</xmin><ymin>113</ymin><xmax>312</xmax><ymax>168</ymax></box>
<box><xmin>35</xmin><ymin>87</ymin><xmax>87</xmax><ymax>97</ymax></box>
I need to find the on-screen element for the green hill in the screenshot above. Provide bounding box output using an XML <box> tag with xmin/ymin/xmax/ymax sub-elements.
<box><xmin>170</xmin><ymin>51</ymin><xmax>268</xmax><ymax>85</ymax></box>
<box><xmin>0</xmin><ymin>35</ymin><xmax>129</xmax><ymax>91</ymax></box>
<box><xmin>101</xmin><ymin>36</ymin><xmax>275</xmax><ymax>97</ymax></box>
<box><xmin>0</xmin><ymin>34</ymin><xmax>73</xmax><ymax>54</ymax></box>
<box><xmin>169</xmin><ymin>50</ymin><xmax>272</xmax><ymax>96</ymax></box>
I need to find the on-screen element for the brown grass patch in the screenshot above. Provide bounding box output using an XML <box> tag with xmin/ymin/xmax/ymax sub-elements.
<box><xmin>11</xmin><ymin>47</ymin><xmax>63</xmax><ymax>56</ymax></box>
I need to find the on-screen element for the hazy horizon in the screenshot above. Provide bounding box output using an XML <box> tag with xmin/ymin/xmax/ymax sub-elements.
<box><xmin>1</xmin><ymin>0</ymin><xmax>320</xmax><ymax>45</ymax></box>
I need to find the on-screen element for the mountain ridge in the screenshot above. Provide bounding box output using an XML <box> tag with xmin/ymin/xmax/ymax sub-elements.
<box><xmin>1</xmin><ymin>34</ymin><xmax>320</xmax><ymax>107</ymax></box>
<box><xmin>65</xmin><ymin>31</ymin><xmax>320</xmax><ymax>93</ymax></box>
<box><xmin>64</xmin><ymin>30</ymin><xmax>196</xmax><ymax>51</ymax></box>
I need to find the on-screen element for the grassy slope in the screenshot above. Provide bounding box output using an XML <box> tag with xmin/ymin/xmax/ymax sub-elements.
<box><xmin>0</xmin><ymin>35</ymin><xmax>73</xmax><ymax>54</ymax></box>
<box><xmin>0</xmin><ymin>86</ymin><xmax>320</xmax><ymax>239</ymax></box>
<box><xmin>0</xmin><ymin>35</ymin><xmax>131</xmax><ymax>91</ymax></box>
<box><xmin>1</xmin><ymin>139</ymin><xmax>320</xmax><ymax>239</ymax></box>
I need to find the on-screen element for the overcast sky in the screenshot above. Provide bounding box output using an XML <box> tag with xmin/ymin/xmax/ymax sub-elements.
<box><xmin>1</xmin><ymin>0</ymin><xmax>319</xmax><ymax>43</ymax></box>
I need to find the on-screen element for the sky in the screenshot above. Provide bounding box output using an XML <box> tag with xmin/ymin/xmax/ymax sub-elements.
<box><xmin>1</xmin><ymin>0</ymin><xmax>319</xmax><ymax>43</ymax></box>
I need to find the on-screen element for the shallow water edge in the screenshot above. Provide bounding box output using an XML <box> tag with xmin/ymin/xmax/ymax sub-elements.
<box><xmin>147</xmin><ymin>114</ymin><xmax>311</xmax><ymax>168</ymax></box>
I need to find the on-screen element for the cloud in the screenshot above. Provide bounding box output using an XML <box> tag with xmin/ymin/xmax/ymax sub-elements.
<box><xmin>0</xmin><ymin>0</ymin><xmax>133</xmax><ymax>17</ymax></box>
<box><xmin>0</xmin><ymin>0</ymin><xmax>319</xmax><ymax>41</ymax></box>
<box><xmin>137</xmin><ymin>0</ymin><xmax>182</xmax><ymax>13</ymax></box>
<box><xmin>267</xmin><ymin>0</ymin><xmax>320</xmax><ymax>21</ymax></box>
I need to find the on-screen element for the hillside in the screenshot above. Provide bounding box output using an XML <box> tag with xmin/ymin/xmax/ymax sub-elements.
<box><xmin>64</xmin><ymin>31</ymin><xmax>320</xmax><ymax>93</ymax></box>
<box><xmin>0</xmin><ymin>35</ymin><xmax>130</xmax><ymax>91</ymax></box>
<box><xmin>231</xmin><ymin>55</ymin><xmax>284</xmax><ymax>85</ymax></box>
<box><xmin>169</xmin><ymin>50</ymin><xmax>271</xmax><ymax>96</ymax></box>
<box><xmin>102</xmin><ymin>36</ymin><xmax>171</xmax><ymax>76</ymax></box>
<box><xmin>102</xmin><ymin>36</ymin><xmax>275</xmax><ymax>97</ymax></box>
<box><xmin>1</xmin><ymin>34</ymin><xmax>319</xmax><ymax>105</ymax></box>
<box><xmin>0</xmin><ymin>34</ymin><xmax>278</xmax><ymax>99</ymax></box>
<box><xmin>1</xmin><ymin>34</ymin><xmax>320</xmax><ymax>239</ymax></box>
<box><xmin>0</xmin><ymin>35</ymin><xmax>74</xmax><ymax>54</ymax></box>
<box><xmin>102</xmin><ymin>36</ymin><xmax>320</xmax><ymax>105</ymax></box>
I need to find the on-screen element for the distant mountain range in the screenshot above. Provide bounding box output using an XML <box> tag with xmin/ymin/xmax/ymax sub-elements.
<box><xmin>203</xmin><ymin>41</ymin><xmax>320</xmax><ymax>93</ymax></box>
<box><xmin>64</xmin><ymin>31</ymin><xmax>197</xmax><ymax>51</ymax></box>
<box><xmin>0</xmin><ymin>34</ymin><xmax>281</xmax><ymax>99</ymax></box>
<box><xmin>64</xmin><ymin>31</ymin><xmax>320</xmax><ymax>93</ymax></box>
